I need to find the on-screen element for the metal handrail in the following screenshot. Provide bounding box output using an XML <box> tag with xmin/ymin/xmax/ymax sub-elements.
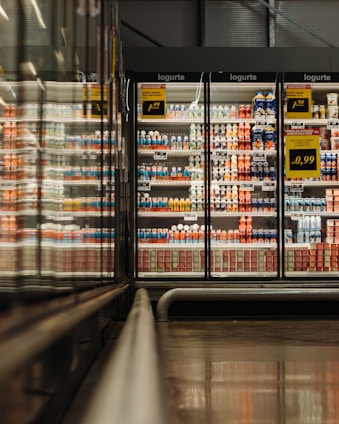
<box><xmin>82</xmin><ymin>288</ymin><xmax>169</xmax><ymax>424</ymax></box>
<box><xmin>0</xmin><ymin>283</ymin><xmax>129</xmax><ymax>382</ymax></box>
<box><xmin>156</xmin><ymin>287</ymin><xmax>339</xmax><ymax>321</ymax></box>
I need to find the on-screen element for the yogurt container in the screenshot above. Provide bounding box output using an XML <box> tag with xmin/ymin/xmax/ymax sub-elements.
<box><xmin>252</xmin><ymin>91</ymin><xmax>266</xmax><ymax>118</ymax></box>
<box><xmin>327</xmin><ymin>92</ymin><xmax>338</xmax><ymax>106</ymax></box>
<box><xmin>327</xmin><ymin>105</ymin><xmax>339</xmax><ymax>119</ymax></box>
<box><xmin>265</xmin><ymin>91</ymin><xmax>276</xmax><ymax>117</ymax></box>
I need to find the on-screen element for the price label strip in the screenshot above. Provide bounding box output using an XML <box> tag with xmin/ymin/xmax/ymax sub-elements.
<box><xmin>262</xmin><ymin>182</ymin><xmax>276</xmax><ymax>191</ymax></box>
<box><xmin>285</xmin><ymin>129</ymin><xmax>320</xmax><ymax>179</ymax></box>
<box><xmin>154</xmin><ymin>151</ymin><xmax>167</xmax><ymax>160</ymax></box>
<box><xmin>137</xmin><ymin>182</ymin><xmax>151</xmax><ymax>191</ymax></box>
<box><xmin>290</xmin><ymin>121</ymin><xmax>305</xmax><ymax>129</ymax></box>
<box><xmin>289</xmin><ymin>184</ymin><xmax>304</xmax><ymax>193</ymax></box>
<box><xmin>239</xmin><ymin>183</ymin><xmax>254</xmax><ymax>192</ymax></box>
<box><xmin>327</xmin><ymin>120</ymin><xmax>339</xmax><ymax>130</ymax></box>
<box><xmin>253</xmin><ymin>152</ymin><xmax>267</xmax><ymax>162</ymax></box>
<box><xmin>184</xmin><ymin>212</ymin><xmax>198</xmax><ymax>221</ymax></box>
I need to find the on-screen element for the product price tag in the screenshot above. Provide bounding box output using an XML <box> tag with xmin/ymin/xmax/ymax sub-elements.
<box><xmin>212</xmin><ymin>151</ymin><xmax>228</xmax><ymax>158</ymax></box>
<box><xmin>253</xmin><ymin>153</ymin><xmax>266</xmax><ymax>162</ymax></box>
<box><xmin>240</xmin><ymin>183</ymin><xmax>254</xmax><ymax>191</ymax></box>
<box><xmin>286</xmin><ymin>84</ymin><xmax>312</xmax><ymax>119</ymax></box>
<box><xmin>285</xmin><ymin>129</ymin><xmax>320</xmax><ymax>179</ymax></box>
<box><xmin>104</xmin><ymin>181</ymin><xmax>115</xmax><ymax>192</ymax></box>
<box><xmin>138</xmin><ymin>182</ymin><xmax>151</xmax><ymax>191</ymax></box>
<box><xmin>0</xmin><ymin>182</ymin><xmax>15</xmax><ymax>190</ymax></box>
<box><xmin>290</xmin><ymin>214</ymin><xmax>302</xmax><ymax>221</ymax></box>
<box><xmin>262</xmin><ymin>182</ymin><xmax>276</xmax><ymax>191</ymax></box>
<box><xmin>153</xmin><ymin>151</ymin><xmax>167</xmax><ymax>160</ymax></box>
<box><xmin>290</xmin><ymin>121</ymin><xmax>305</xmax><ymax>129</ymax></box>
<box><xmin>141</xmin><ymin>84</ymin><xmax>166</xmax><ymax>119</ymax></box>
<box><xmin>327</xmin><ymin>120</ymin><xmax>339</xmax><ymax>129</ymax></box>
<box><xmin>289</xmin><ymin>184</ymin><xmax>304</xmax><ymax>192</ymax></box>
<box><xmin>255</xmin><ymin>120</ymin><xmax>266</xmax><ymax>127</ymax></box>
<box><xmin>184</xmin><ymin>212</ymin><xmax>198</xmax><ymax>221</ymax></box>
<box><xmin>90</xmin><ymin>84</ymin><xmax>108</xmax><ymax>119</ymax></box>
<box><xmin>46</xmin><ymin>213</ymin><xmax>74</xmax><ymax>221</ymax></box>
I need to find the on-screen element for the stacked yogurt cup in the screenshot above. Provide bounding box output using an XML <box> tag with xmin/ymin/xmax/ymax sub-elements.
<box><xmin>327</xmin><ymin>92</ymin><xmax>339</xmax><ymax>119</ymax></box>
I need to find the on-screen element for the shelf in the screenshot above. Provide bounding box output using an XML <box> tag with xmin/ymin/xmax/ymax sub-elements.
<box><xmin>0</xmin><ymin>241</ymin><xmax>114</xmax><ymax>248</ymax></box>
<box><xmin>45</xmin><ymin>148</ymin><xmax>115</xmax><ymax>155</ymax></box>
<box><xmin>211</xmin><ymin>149</ymin><xmax>276</xmax><ymax>156</ymax></box>
<box><xmin>138</xmin><ymin>149</ymin><xmax>201</xmax><ymax>156</ymax></box>
<box><xmin>138</xmin><ymin>242</ymin><xmax>204</xmax><ymax>249</ymax></box>
<box><xmin>137</xmin><ymin>272</ymin><xmax>204</xmax><ymax>277</ymax></box>
<box><xmin>211</xmin><ymin>180</ymin><xmax>276</xmax><ymax>186</ymax></box>
<box><xmin>285</xmin><ymin>271</ymin><xmax>339</xmax><ymax>277</ymax></box>
<box><xmin>284</xmin><ymin>119</ymin><xmax>329</xmax><ymax>126</ymax></box>
<box><xmin>138</xmin><ymin>211</ymin><xmax>276</xmax><ymax>218</ymax></box>
<box><xmin>137</xmin><ymin>242</ymin><xmax>277</xmax><ymax>249</ymax></box>
<box><xmin>137</xmin><ymin>180</ymin><xmax>193</xmax><ymax>187</ymax></box>
<box><xmin>138</xmin><ymin>118</ymin><xmax>277</xmax><ymax>125</ymax></box>
<box><xmin>210</xmin><ymin>243</ymin><xmax>277</xmax><ymax>249</ymax></box>
<box><xmin>0</xmin><ymin>117</ymin><xmax>106</xmax><ymax>124</ymax></box>
<box><xmin>285</xmin><ymin>211</ymin><xmax>339</xmax><ymax>217</ymax></box>
<box><xmin>138</xmin><ymin>211</ymin><xmax>204</xmax><ymax>218</ymax></box>
<box><xmin>211</xmin><ymin>212</ymin><xmax>277</xmax><ymax>217</ymax></box>
<box><xmin>284</xmin><ymin>180</ymin><xmax>339</xmax><ymax>187</ymax></box>
<box><xmin>45</xmin><ymin>211</ymin><xmax>113</xmax><ymax>218</ymax></box>
<box><xmin>211</xmin><ymin>272</ymin><xmax>277</xmax><ymax>277</ymax></box>
<box><xmin>138</xmin><ymin>118</ymin><xmax>204</xmax><ymax>124</ymax></box>
<box><xmin>137</xmin><ymin>149</ymin><xmax>277</xmax><ymax>157</ymax></box>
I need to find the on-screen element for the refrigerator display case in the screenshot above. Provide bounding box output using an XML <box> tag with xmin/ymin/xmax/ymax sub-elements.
<box><xmin>208</xmin><ymin>73</ymin><xmax>279</xmax><ymax>278</ymax></box>
<box><xmin>134</xmin><ymin>72</ymin><xmax>280</xmax><ymax>280</ymax></box>
<box><xmin>136</xmin><ymin>74</ymin><xmax>208</xmax><ymax>278</ymax></box>
<box><xmin>283</xmin><ymin>74</ymin><xmax>339</xmax><ymax>279</ymax></box>
<box><xmin>134</xmin><ymin>70</ymin><xmax>339</xmax><ymax>283</ymax></box>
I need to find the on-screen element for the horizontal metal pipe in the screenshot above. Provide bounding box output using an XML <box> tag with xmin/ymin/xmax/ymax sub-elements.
<box><xmin>0</xmin><ymin>284</ymin><xmax>128</xmax><ymax>382</ymax></box>
<box><xmin>156</xmin><ymin>288</ymin><xmax>339</xmax><ymax>321</ymax></box>
<box><xmin>82</xmin><ymin>288</ymin><xmax>169</xmax><ymax>424</ymax></box>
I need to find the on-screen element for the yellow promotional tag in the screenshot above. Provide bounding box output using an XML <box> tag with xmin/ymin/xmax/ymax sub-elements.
<box><xmin>90</xmin><ymin>84</ymin><xmax>108</xmax><ymax>119</ymax></box>
<box><xmin>285</xmin><ymin>129</ymin><xmax>320</xmax><ymax>179</ymax></box>
<box><xmin>141</xmin><ymin>84</ymin><xmax>166</xmax><ymax>118</ymax></box>
<box><xmin>286</xmin><ymin>84</ymin><xmax>312</xmax><ymax>119</ymax></box>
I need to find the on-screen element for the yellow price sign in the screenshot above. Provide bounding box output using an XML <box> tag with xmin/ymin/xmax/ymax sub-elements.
<box><xmin>90</xmin><ymin>84</ymin><xmax>108</xmax><ymax>119</ymax></box>
<box><xmin>141</xmin><ymin>84</ymin><xmax>166</xmax><ymax>118</ymax></box>
<box><xmin>286</xmin><ymin>84</ymin><xmax>312</xmax><ymax>119</ymax></box>
<box><xmin>285</xmin><ymin>129</ymin><xmax>320</xmax><ymax>179</ymax></box>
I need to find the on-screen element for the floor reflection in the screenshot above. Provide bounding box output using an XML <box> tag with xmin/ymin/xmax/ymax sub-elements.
<box><xmin>157</xmin><ymin>320</ymin><xmax>339</xmax><ymax>424</ymax></box>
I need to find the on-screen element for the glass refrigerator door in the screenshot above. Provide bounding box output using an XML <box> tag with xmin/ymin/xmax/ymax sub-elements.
<box><xmin>208</xmin><ymin>73</ymin><xmax>279</xmax><ymax>278</ymax></box>
<box><xmin>283</xmin><ymin>75</ymin><xmax>339</xmax><ymax>278</ymax></box>
<box><xmin>0</xmin><ymin>1</ymin><xmax>117</xmax><ymax>289</ymax></box>
<box><xmin>136</xmin><ymin>74</ymin><xmax>207</xmax><ymax>278</ymax></box>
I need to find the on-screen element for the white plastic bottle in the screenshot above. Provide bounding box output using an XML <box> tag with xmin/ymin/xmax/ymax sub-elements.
<box><xmin>265</xmin><ymin>91</ymin><xmax>276</xmax><ymax>118</ymax></box>
<box><xmin>252</xmin><ymin>91</ymin><xmax>266</xmax><ymax>118</ymax></box>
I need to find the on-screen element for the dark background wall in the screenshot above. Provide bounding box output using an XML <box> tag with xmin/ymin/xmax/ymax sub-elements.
<box><xmin>119</xmin><ymin>0</ymin><xmax>339</xmax><ymax>48</ymax></box>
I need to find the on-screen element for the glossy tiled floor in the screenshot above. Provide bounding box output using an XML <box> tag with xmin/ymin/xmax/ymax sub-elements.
<box><xmin>157</xmin><ymin>320</ymin><xmax>339</xmax><ymax>423</ymax></box>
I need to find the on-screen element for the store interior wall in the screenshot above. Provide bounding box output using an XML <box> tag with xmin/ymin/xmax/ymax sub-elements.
<box><xmin>119</xmin><ymin>0</ymin><xmax>339</xmax><ymax>48</ymax></box>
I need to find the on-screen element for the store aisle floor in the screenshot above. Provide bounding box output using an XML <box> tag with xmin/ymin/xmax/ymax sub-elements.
<box><xmin>157</xmin><ymin>319</ymin><xmax>339</xmax><ymax>424</ymax></box>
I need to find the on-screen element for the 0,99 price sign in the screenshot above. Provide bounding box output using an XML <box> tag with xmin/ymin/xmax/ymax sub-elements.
<box><xmin>285</xmin><ymin>129</ymin><xmax>320</xmax><ymax>179</ymax></box>
<box><xmin>289</xmin><ymin>149</ymin><xmax>316</xmax><ymax>170</ymax></box>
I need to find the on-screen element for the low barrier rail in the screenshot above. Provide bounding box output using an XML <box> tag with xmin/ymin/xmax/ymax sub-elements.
<box><xmin>83</xmin><ymin>288</ymin><xmax>169</xmax><ymax>424</ymax></box>
<box><xmin>156</xmin><ymin>287</ymin><xmax>339</xmax><ymax>321</ymax></box>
